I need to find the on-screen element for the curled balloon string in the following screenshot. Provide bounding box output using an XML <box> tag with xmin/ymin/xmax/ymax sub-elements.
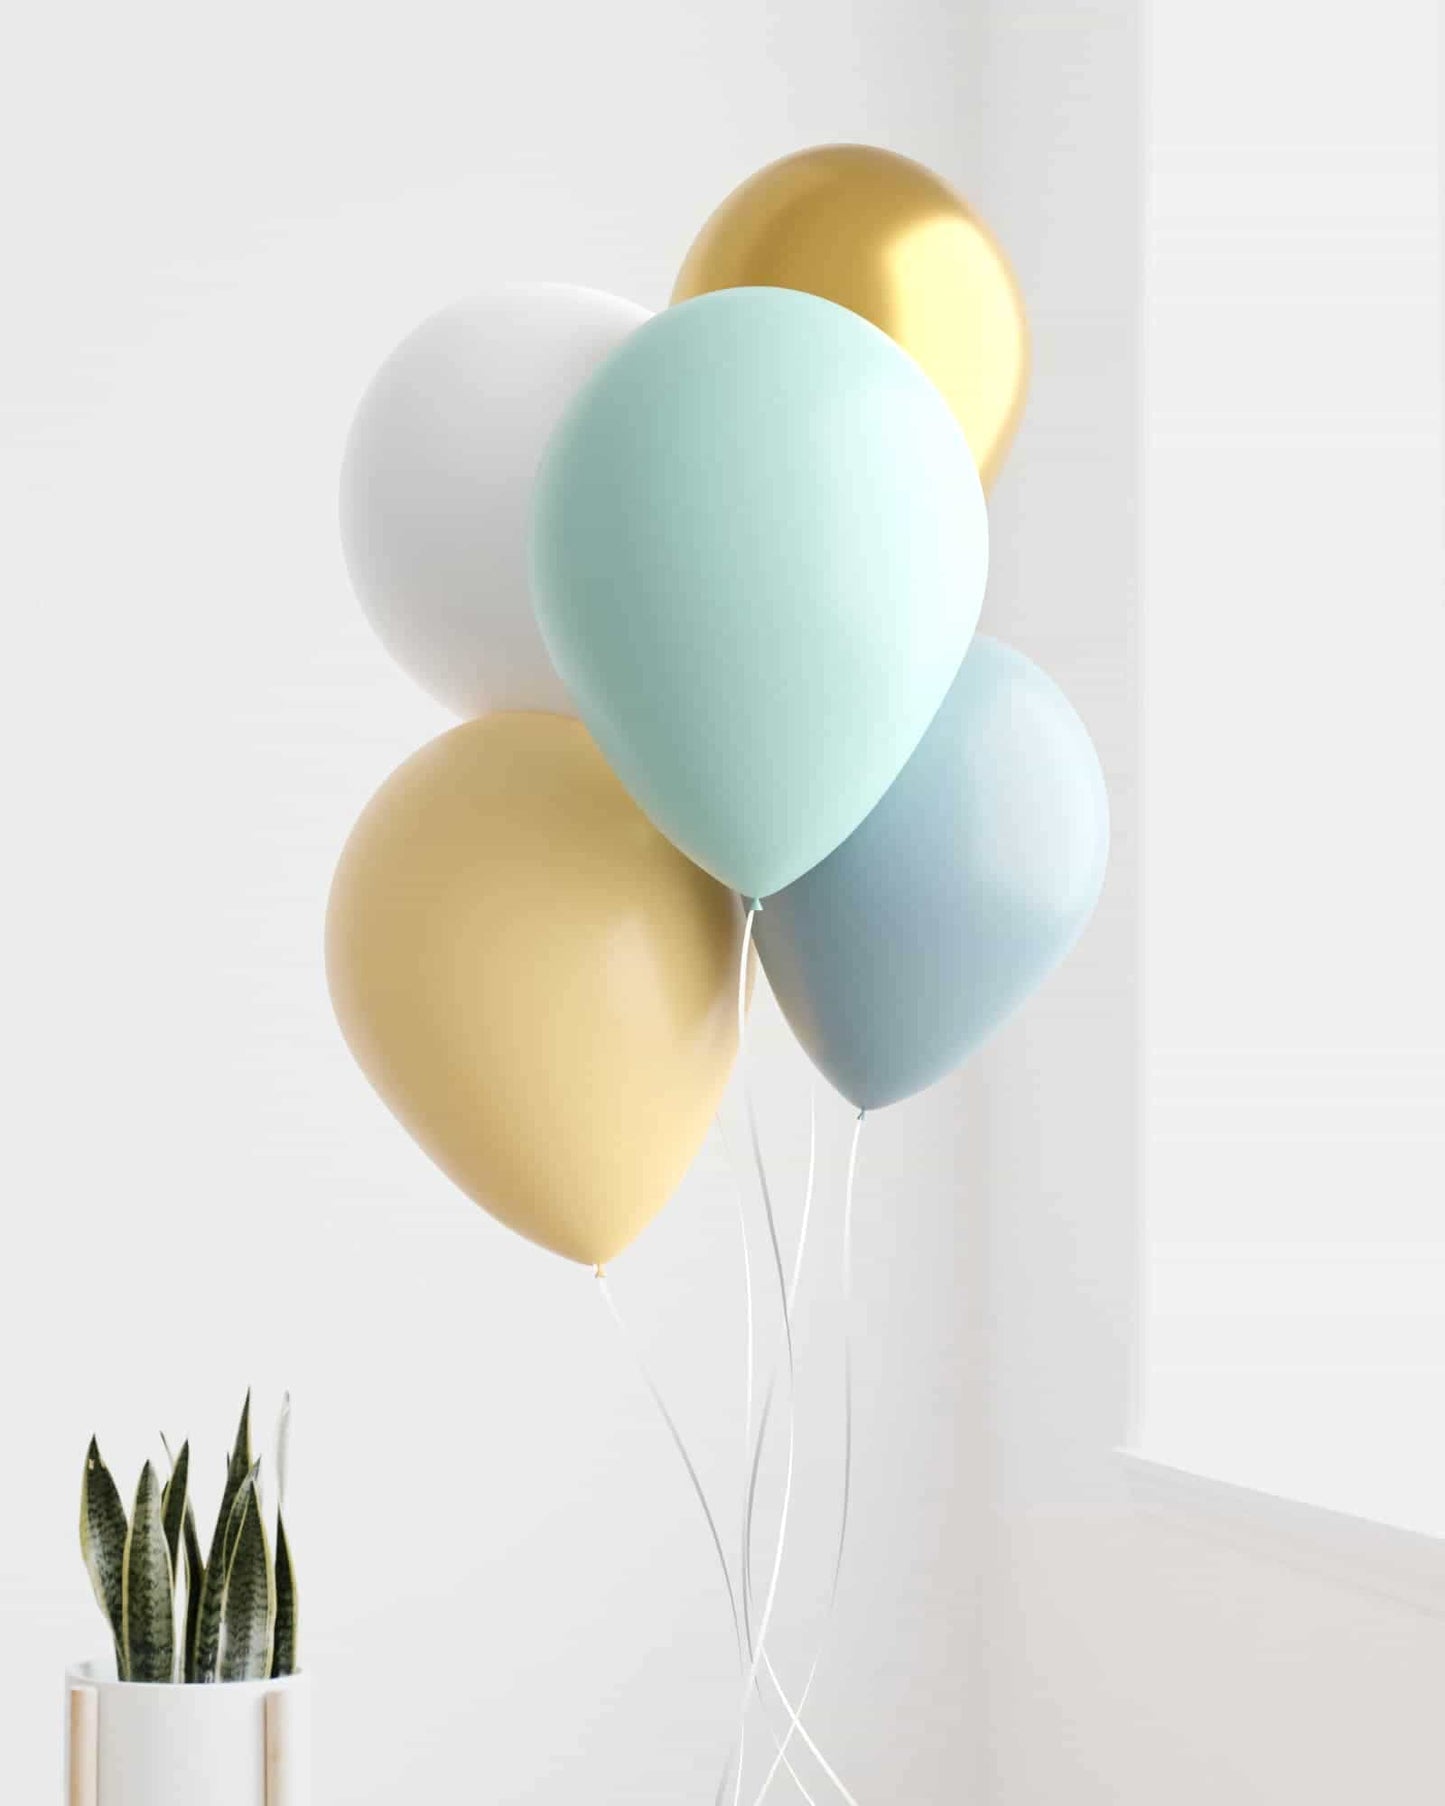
<box><xmin>735</xmin><ymin>1089</ymin><xmax>819</xmax><ymax>1805</ymax></box>
<box><xmin>733</xmin><ymin>907</ymin><xmax>856</xmax><ymax>1803</ymax></box>
<box><xmin>730</xmin><ymin>1116</ymin><xmax>757</xmax><ymax>1806</ymax></box>
<box><xmin>598</xmin><ymin>1105</ymin><xmax>811</xmax><ymax>1800</ymax></box>
<box><xmin>597</xmin><ymin>1257</ymin><xmax>816</xmax><ymax>1806</ymax></box>
<box><xmin>740</xmin><ymin>1118</ymin><xmax>864</xmax><ymax>1805</ymax></box>
<box><xmin>725</xmin><ymin>900</ymin><xmax>802</xmax><ymax>1806</ymax></box>
<box><xmin>595</xmin><ymin>1271</ymin><xmax>742</xmax><ymax>1660</ymax></box>
<box><xmin>737</xmin><ymin>902</ymin><xmax>793</xmax><ymax>1346</ymax></box>
<box><xmin>718</xmin><ymin>1117</ymin><xmax>790</xmax><ymax>1779</ymax></box>
<box><xmin>594</xmin><ymin>1268</ymin><xmax>760</xmax><ymax>1804</ymax></box>
<box><xmin>598</xmin><ymin>901</ymin><xmax>841</xmax><ymax>1804</ymax></box>
<box><xmin>752</xmin><ymin>1111</ymin><xmax>867</xmax><ymax>1806</ymax></box>
<box><xmin>721</xmin><ymin>1114</ymin><xmax>819</xmax><ymax>1806</ymax></box>
<box><xmin>738</xmin><ymin>1083</ymin><xmax>814</xmax><ymax>1665</ymax></box>
<box><xmin>792</xmin><ymin>1088</ymin><xmax>819</xmax><ymax>1313</ymax></box>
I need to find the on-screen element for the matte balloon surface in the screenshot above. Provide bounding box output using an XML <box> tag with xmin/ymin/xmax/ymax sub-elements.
<box><xmin>673</xmin><ymin>144</ymin><xmax>1028</xmax><ymax>489</ymax></box>
<box><xmin>326</xmin><ymin>712</ymin><xmax>745</xmax><ymax>1265</ymax></box>
<box><xmin>340</xmin><ymin>285</ymin><xmax>648</xmax><ymax>718</ymax></box>
<box><xmin>532</xmin><ymin>287</ymin><xmax>988</xmax><ymax>900</ymax></box>
<box><xmin>755</xmin><ymin>638</ymin><xmax>1109</xmax><ymax>1109</ymax></box>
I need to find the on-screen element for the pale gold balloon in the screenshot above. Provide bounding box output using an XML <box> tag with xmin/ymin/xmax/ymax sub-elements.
<box><xmin>673</xmin><ymin>144</ymin><xmax>1029</xmax><ymax>489</ymax></box>
<box><xmin>326</xmin><ymin>712</ymin><xmax>746</xmax><ymax>1267</ymax></box>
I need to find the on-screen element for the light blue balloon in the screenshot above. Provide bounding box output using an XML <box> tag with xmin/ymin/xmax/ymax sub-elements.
<box><xmin>530</xmin><ymin>288</ymin><xmax>988</xmax><ymax>899</ymax></box>
<box><xmin>755</xmin><ymin>637</ymin><xmax>1110</xmax><ymax>1109</ymax></box>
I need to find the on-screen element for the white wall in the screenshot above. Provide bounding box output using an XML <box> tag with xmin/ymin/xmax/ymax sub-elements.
<box><xmin>1142</xmin><ymin>0</ymin><xmax>1445</xmax><ymax>1534</ymax></box>
<box><xmin>972</xmin><ymin>2</ymin><xmax>1445</xmax><ymax>1802</ymax></box>
<box><xmin>0</xmin><ymin>3</ymin><xmax>987</xmax><ymax>1802</ymax></box>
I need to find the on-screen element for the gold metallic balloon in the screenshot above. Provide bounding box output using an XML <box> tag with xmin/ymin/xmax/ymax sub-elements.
<box><xmin>326</xmin><ymin>712</ymin><xmax>746</xmax><ymax>1267</ymax></box>
<box><xmin>673</xmin><ymin>144</ymin><xmax>1029</xmax><ymax>489</ymax></box>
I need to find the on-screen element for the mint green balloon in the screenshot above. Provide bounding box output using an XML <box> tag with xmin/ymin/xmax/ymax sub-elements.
<box><xmin>530</xmin><ymin>288</ymin><xmax>988</xmax><ymax>899</ymax></box>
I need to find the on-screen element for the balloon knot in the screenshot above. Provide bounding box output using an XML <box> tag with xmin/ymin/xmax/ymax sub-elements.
<box><xmin>857</xmin><ymin>1108</ymin><xmax>867</xmax><ymax>1122</ymax></box>
<box><xmin>747</xmin><ymin>896</ymin><xmax>763</xmax><ymax>915</ymax></box>
<box><xmin>593</xmin><ymin>1263</ymin><xmax>606</xmax><ymax>1281</ymax></box>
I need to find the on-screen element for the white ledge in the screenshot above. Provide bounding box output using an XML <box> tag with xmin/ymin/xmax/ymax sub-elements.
<box><xmin>1119</xmin><ymin>1449</ymin><xmax>1445</xmax><ymax>1618</ymax></box>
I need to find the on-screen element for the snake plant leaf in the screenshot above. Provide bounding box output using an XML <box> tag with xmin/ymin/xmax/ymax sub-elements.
<box><xmin>122</xmin><ymin>1462</ymin><xmax>176</xmax><ymax>1683</ymax></box>
<box><xmin>160</xmin><ymin>1440</ymin><xmax>190</xmax><ymax>1577</ymax></box>
<box><xmin>271</xmin><ymin>1508</ymin><xmax>298</xmax><ymax>1678</ymax></box>
<box><xmin>181</xmin><ymin>1501</ymin><xmax>205</xmax><ymax>1684</ymax></box>
<box><xmin>223</xmin><ymin>1462</ymin><xmax>256</xmax><ymax>1574</ymax></box>
<box><xmin>80</xmin><ymin>1438</ymin><xmax>128</xmax><ymax>1679</ymax></box>
<box><xmin>222</xmin><ymin>1394</ymin><xmax>254</xmax><ymax>1569</ymax></box>
<box><xmin>161</xmin><ymin>1432</ymin><xmax>204</xmax><ymax>1681</ymax></box>
<box><xmin>218</xmin><ymin>1473</ymin><xmax>275</xmax><ymax>1682</ymax></box>
<box><xmin>231</xmin><ymin>1391</ymin><xmax>253</xmax><ymax>1470</ymax></box>
<box><xmin>193</xmin><ymin>1397</ymin><xmax>254</xmax><ymax>1682</ymax></box>
<box><xmin>191</xmin><ymin>1530</ymin><xmax>226</xmax><ymax>1679</ymax></box>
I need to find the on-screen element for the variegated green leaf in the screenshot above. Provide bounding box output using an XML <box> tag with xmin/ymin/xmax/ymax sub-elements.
<box><xmin>218</xmin><ymin>1474</ymin><xmax>275</xmax><ymax>1682</ymax></box>
<box><xmin>221</xmin><ymin>1395</ymin><xmax>254</xmax><ymax>1568</ymax></box>
<box><xmin>182</xmin><ymin>1501</ymin><xmax>205</xmax><ymax>1684</ymax></box>
<box><xmin>122</xmin><ymin>1462</ymin><xmax>175</xmax><ymax>1683</ymax></box>
<box><xmin>271</xmin><ymin>1508</ymin><xmax>298</xmax><ymax>1678</ymax></box>
<box><xmin>192</xmin><ymin>1394</ymin><xmax>252</xmax><ymax>1683</ymax></box>
<box><xmin>80</xmin><ymin>1438</ymin><xmax>127</xmax><ymax>1679</ymax></box>
<box><xmin>231</xmin><ymin>1391</ymin><xmax>253</xmax><ymax>1464</ymax></box>
<box><xmin>161</xmin><ymin>1432</ymin><xmax>205</xmax><ymax>1682</ymax></box>
<box><xmin>160</xmin><ymin>1440</ymin><xmax>189</xmax><ymax>1577</ymax></box>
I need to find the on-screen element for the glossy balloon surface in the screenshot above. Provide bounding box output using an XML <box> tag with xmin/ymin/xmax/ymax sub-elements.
<box><xmin>673</xmin><ymin>144</ymin><xmax>1028</xmax><ymax>488</ymax></box>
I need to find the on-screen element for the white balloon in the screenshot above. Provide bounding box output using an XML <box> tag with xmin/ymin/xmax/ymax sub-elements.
<box><xmin>340</xmin><ymin>284</ymin><xmax>650</xmax><ymax>718</ymax></box>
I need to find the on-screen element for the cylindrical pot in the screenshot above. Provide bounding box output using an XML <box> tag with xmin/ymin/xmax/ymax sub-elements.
<box><xmin>65</xmin><ymin>1662</ymin><xmax>310</xmax><ymax>1806</ymax></box>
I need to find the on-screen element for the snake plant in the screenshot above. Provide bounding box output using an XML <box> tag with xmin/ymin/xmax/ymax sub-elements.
<box><xmin>80</xmin><ymin>1392</ymin><xmax>299</xmax><ymax>1683</ymax></box>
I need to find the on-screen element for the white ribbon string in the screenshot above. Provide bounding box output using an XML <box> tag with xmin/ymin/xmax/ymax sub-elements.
<box><xmin>728</xmin><ymin>900</ymin><xmax>803</xmax><ymax>1805</ymax></box>
<box><xmin>597</xmin><ymin>898</ymin><xmax>857</xmax><ymax>1805</ymax></box>
<box><xmin>731</xmin><ymin>899</ymin><xmax>860</xmax><ymax>1805</ymax></box>
<box><xmin>791</xmin><ymin>1088</ymin><xmax>818</xmax><ymax>1315</ymax></box>
<box><xmin>753</xmin><ymin>1110</ymin><xmax>866</xmax><ymax>1806</ymax></box>
<box><xmin>728</xmin><ymin>904</ymin><xmax>803</xmax><ymax>1798</ymax></box>
<box><xmin>727</xmin><ymin>1099</ymin><xmax>816</xmax><ymax>1800</ymax></box>
<box><xmin>726</xmin><ymin>1095</ymin><xmax>759</xmax><ymax>1805</ymax></box>
<box><xmin>595</xmin><ymin>1273</ymin><xmax>742</xmax><ymax>1661</ymax></box>
<box><xmin>596</xmin><ymin>1270</ymin><xmax>761</xmax><ymax>1806</ymax></box>
<box><xmin>741</xmin><ymin>1085</ymin><xmax>814</xmax><ymax>1652</ymax></box>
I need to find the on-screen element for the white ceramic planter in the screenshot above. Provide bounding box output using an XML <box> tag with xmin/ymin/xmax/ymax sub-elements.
<box><xmin>65</xmin><ymin>1662</ymin><xmax>310</xmax><ymax>1806</ymax></box>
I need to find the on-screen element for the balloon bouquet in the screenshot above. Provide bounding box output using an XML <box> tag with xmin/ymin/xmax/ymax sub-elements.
<box><xmin>327</xmin><ymin>145</ymin><xmax>1108</xmax><ymax>1795</ymax></box>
